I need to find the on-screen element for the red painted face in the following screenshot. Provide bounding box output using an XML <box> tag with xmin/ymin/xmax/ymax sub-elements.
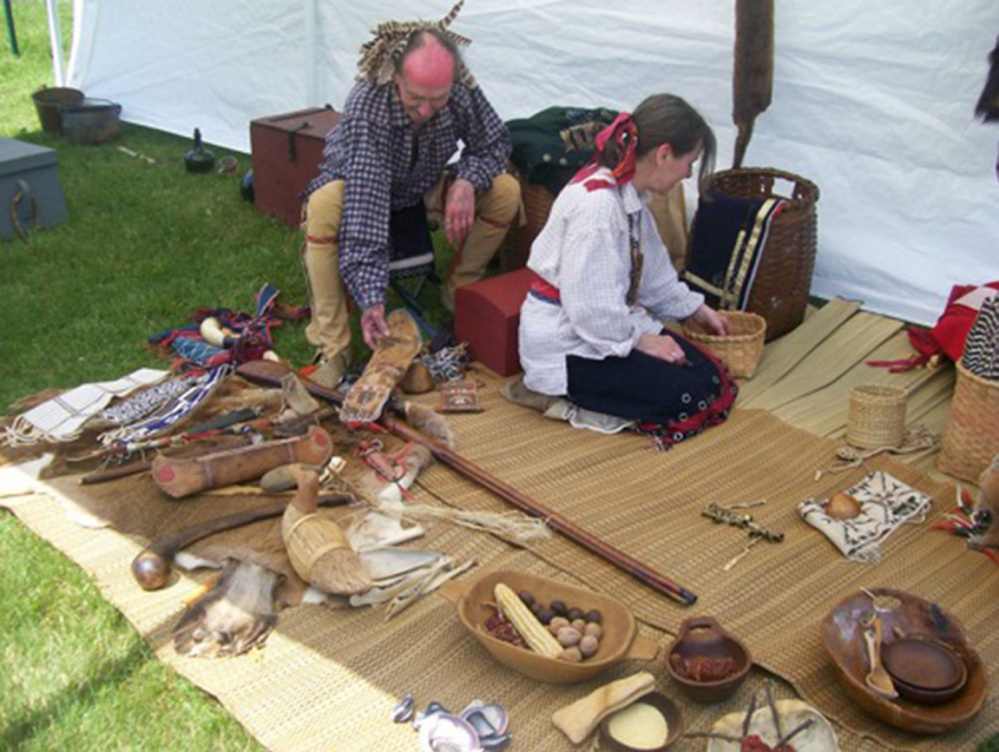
<box><xmin>395</xmin><ymin>39</ymin><xmax>455</xmax><ymax>125</ymax></box>
<box><xmin>395</xmin><ymin>73</ymin><xmax>452</xmax><ymax>125</ymax></box>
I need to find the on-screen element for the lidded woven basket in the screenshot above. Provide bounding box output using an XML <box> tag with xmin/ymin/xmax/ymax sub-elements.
<box><xmin>937</xmin><ymin>363</ymin><xmax>999</xmax><ymax>482</ymax></box>
<box><xmin>847</xmin><ymin>384</ymin><xmax>907</xmax><ymax>449</ymax></box>
<box><xmin>683</xmin><ymin>310</ymin><xmax>766</xmax><ymax>378</ymax></box>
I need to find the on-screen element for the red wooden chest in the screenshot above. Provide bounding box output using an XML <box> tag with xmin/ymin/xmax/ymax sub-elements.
<box><xmin>455</xmin><ymin>268</ymin><xmax>534</xmax><ymax>377</ymax></box>
<box><xmin>249</xmin><ymin>106</ymin><xmax>342</xmax><ymax>227</ymax></box>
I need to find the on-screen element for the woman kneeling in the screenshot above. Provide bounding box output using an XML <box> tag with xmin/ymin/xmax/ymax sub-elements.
<box><xmin>511</xmin><ymin>94</ymin><xmax>737</xmax><ymax>448</ymax></box>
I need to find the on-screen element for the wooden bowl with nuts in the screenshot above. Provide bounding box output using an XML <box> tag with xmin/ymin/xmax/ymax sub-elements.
<box><xmin>445</xmin><ymin>570</ymin><xmax>660</xmax><ymax>684</ymax></box>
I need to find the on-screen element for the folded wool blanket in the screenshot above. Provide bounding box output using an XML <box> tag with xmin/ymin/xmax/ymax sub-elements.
<box><xmin>683</xmin><ymin>191</ymin><xmax>785</xmax><ymax>311</ymax></box>
<box><xmin>798</xmin><ymin>471</ymin><xmax>932</xmax><ymax>563</ymax></box>
<box><xmin>962</xmin><ymin>295</ymin><xmax>999</xmax><ymax>381</ymax></box>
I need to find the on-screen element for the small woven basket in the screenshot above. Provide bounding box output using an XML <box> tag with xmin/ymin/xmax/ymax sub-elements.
<box><xmin>937</xmin><ymin>362</ymin><xmax>999</xmax><ymax>482</ymax></box>
<box><xmin>847</xmin><ymin>384</ymin><xmax>907</xmax><ymax>449</ymax></box>
<box><xmin>683</xmin><ymin>311</ymin><xmax>766</xmax><ymax>378</ymax></box>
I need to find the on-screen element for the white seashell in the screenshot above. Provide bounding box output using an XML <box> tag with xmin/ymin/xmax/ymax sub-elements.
<box><xmin>418</xmin><ymin>713</ymin><xmax>482</xmax><ymax>752</ymax></box>
<box><xmin>359</xmin><ymin>547</ymin><xmax>444</xmax><ymax>581</ymax></box>
<box><xmin>460</xmin><ymin>700</ymin><xmax>508</xmax><ymax>737</ymax></box>
<box><xmin>392</xmin><ymin>691</ymin><xmax>415</xmax><ymax>723</ymax></box>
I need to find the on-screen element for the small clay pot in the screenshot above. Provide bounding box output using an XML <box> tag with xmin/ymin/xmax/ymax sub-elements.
<box><xmin>664</xmin><ymin>616</ymin><xmax>752</xmax><ymax>703</ymax></box>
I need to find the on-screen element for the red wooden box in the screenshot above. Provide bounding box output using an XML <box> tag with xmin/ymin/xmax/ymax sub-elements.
<box><xmin>455</xmin><ymin>267</ymin><xmax>534</xmax><ymax>377</ymax></box>
<box><xmin>249</xmin><ymin>106</ymin><xmax>342</xmax><ymax>227</ymax></box>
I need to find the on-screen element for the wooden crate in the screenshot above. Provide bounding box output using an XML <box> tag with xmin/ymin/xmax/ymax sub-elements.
<box><xmin>249</xmin><ymin>106</ymin><xmax>342</xmax><ymax>227</ymax></box>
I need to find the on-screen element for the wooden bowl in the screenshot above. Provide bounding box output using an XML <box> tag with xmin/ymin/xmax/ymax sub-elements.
<box><xmin>598</xmin><ymin>692</ymin><xmax>684</xmax><ymax>751</ymax></box>
<box><xmin>882</xmin><ymin>638</ymin><xmax>967</xmax><ymax>705</ymax></box>
<box><xmin>822</xmin><ymin>587</ymin><xmax>986</xmax><ymax>734</ymax></box>
<box><xmin>446</xmin><ymin>570</ymin><xmax>659</xmax><ymax>684</ymax></box>
<box><xmin>664</xmin><ymin>616</ymin><xmax>752</xmax><ymax>703</ymax></box>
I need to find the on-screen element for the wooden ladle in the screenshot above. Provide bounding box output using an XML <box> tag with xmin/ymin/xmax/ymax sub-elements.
<box><xmin>863</xmin><ymin>616</ymin><xmax>899</xmax><ymax>700</ymax></box>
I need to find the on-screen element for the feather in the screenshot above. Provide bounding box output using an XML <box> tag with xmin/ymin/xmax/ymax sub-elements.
<box><xmin>732</xmin><ymin>0</ymin><xmax>775</xmax><ymax>167</ymax></box>
<box><xmin>355</xmin><ymin>1</ymin><xmax>475</xmax><ymax>87</ymax></box>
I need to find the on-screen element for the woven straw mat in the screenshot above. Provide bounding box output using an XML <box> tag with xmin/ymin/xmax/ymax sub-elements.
<box><xmin>0</xmin><ymin>369</ymin><xmax>995</xmax><ymax>752</ymax></box>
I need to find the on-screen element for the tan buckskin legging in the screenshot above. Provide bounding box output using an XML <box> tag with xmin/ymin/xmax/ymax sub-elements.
<box><xmin>301</xmin><ymin>173</ymin><xmax>520</xmax><ymax>361</ymax></box>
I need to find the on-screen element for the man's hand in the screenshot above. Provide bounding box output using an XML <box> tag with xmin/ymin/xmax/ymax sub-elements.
<box><xmin>444</xmin><ymin>178</ymin><xmax>475</xmax><ymax>247</ymax></box>
<box><xmin>360</xmin><ymin>303</ymin><xmax>391</xmax><ymax>350</ymax></box>
<box><xmin>687</xmin><ymin>304</ymin><xmax>731</xmax><ymax>336</ymax></box>
<box><xmin>636</xmin><ymin>333</ymin><xmax>688</xmax><ymax>364</ymax></box>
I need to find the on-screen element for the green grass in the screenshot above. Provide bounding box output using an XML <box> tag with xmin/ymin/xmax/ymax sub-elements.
<box><xmin>1</xmin><ymin>3</ymin><xmax>997</xmax><ymax>751</ymax></box>
<box><xmin>0</xmin><ymin>4</ymin><xmax>457</xmax><ymax>750</ymax></box>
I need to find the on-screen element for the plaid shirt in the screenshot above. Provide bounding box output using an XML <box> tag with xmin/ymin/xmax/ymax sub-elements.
<box><xmin>306</xmin><ymin>80</ymin><xmax>512</xmax><ymax>309</ymax></box>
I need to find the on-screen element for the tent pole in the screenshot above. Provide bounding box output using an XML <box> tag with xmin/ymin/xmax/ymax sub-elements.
<box><xmin>4</xmin><ymin>0</ymin><xmax>18</xmax><ymax>57</ymax></box>
<box><xmin>44</xmin><ymin>0</ymin><xmax>65</xmax><ymax>86</ymax></box>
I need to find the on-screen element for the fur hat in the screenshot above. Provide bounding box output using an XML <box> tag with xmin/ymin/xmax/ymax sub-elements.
<box><xmin>356</xmin><ymin>1</ymin><xmax>475</xmax><ymax>88</ymax></box>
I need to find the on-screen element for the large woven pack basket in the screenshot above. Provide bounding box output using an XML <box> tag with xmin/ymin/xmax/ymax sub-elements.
<box><xmin>937</xmin><ymin>362</ymin><xmax>999</xmax><ymax>482</ymax></box>
<box><xmin>500</xmin><ymin>180</ymin><xmax>554</xmax><ymax>272</ymax></box>
<box><xmin>698</xmin><ymin>168</ymin><xmax>820</xmax><ymax>342</ymax></box>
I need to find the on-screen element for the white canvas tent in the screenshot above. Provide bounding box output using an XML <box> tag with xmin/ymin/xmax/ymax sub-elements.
<box><xmin>59</xmin><ymin>0</ymin><xmax>998</xmax><ymax>326</ymax></box>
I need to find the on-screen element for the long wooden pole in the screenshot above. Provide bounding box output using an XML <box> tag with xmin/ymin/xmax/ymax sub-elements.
<box><xmin>236</xmin><ymin>361</ymin><xmax>698</xmax><ymax>605</ymax></box>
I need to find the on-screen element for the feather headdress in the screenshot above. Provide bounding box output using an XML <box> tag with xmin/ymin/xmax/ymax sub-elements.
<box><xmin>356</xmin><ymin>0</ymin><xmax>475</xmax><ymax>87</ymax></box>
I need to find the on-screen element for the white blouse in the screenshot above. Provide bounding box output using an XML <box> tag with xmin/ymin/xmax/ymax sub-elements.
<box><xmin>518</xmin><ymin>170</ymin><xmax>704</xmax><ymax>396</ymax></box>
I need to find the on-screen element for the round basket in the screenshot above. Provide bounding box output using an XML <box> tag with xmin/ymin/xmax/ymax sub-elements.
<box><xmin>683</xmin><ymin>310</ymin><xmax>766</xmax><ymax>378</ymax></box>
<box><xmin>847</xmin><ymin>384</ymin><xmax>907</xmax><ymax>449</ymax></box>
<box><xmin>937</xmin><ymin>362</ymin><xmax>999</xmax><ymax>482</ymax></box>
<box><xmin>500</xmin><ymin>179</ymin><xmax>554</xmax><ymax>272</ymax></box>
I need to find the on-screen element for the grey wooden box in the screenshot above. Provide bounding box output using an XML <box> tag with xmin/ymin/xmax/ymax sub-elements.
<box><xmin>0</xmin><ymin>138</ymin><xmax>68</xmax><ymax>240</ymax></box>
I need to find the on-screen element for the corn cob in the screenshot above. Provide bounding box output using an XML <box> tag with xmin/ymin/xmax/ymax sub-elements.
<box><xmin>494</xmin><ymin>583</ymin><xmax>563</xmax><ymax>659</ymax></box>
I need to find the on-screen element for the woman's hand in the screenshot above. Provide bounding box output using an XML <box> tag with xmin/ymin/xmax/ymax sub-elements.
<box><xmin>687</xmin><ymin>304</ymin><xmax>730</xmax><ymax>336</ymax></box>
<box><xmin>636</xmin><ymin>333</ymin><xmax>688</xmax><ymax>364</ymax></box>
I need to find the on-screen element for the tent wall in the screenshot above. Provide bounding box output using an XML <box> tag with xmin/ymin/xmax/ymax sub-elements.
<box><xmin>66</xmin><ymin>0</ymin><xmax>999</xmax><ymax>325</ymax></box>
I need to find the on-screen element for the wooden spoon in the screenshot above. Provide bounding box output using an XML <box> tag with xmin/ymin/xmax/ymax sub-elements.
<box><xmin>863</xmin><ymin>616</ymin><xmax>899</xmax><ymax>700</ymax></box>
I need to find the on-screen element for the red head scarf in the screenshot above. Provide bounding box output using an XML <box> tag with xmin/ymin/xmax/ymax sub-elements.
<box><xmin>570</xmin><ymin>111</ymin><xmax>638</xmax><ymax>191</ymax></box>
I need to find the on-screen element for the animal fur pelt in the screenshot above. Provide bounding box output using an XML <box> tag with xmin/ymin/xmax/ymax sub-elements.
<box><xmin>976</xmin><ymin>35</ymin><xmax>999</xmax><ymax>122</ymax></box>
<box><xmin>969</xmin><ymin>455</ymin><xmax>999</xmax><ymax>550</ymax></box>
<box><xmin>172</xmin><ymin>558</ymin><xmax>284</xmax><ymax>658</ymax></box>
<box><xmin>732</xmin><ymin>0</ymin><xmax>775</xmax><ymax>168</ymax></box>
